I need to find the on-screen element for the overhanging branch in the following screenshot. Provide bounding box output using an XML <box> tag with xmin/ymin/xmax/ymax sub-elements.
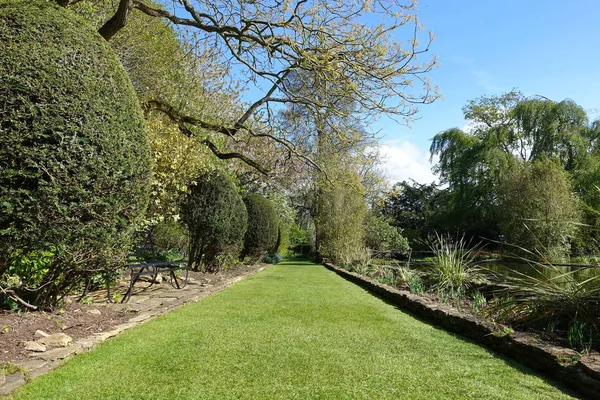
<box><xmin>202</xmin><ymin>140</ymin><xmax>270</xmax><ymax>175</ymax></box>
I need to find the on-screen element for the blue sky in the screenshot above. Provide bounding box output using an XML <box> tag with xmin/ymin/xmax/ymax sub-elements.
<box><xmin>378</xmin><ymin>0</ymin><xmax>600</xmax><ymax>184</ymax></box>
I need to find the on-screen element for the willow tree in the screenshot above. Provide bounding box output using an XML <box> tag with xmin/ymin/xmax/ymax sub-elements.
<box><xmin>430</xmin><ymin>92</ymin><xmax>595</xmax><ymax>250</ymax></box>
<box><xmin>55</xmin><ymin>0</ymin><xmax>439</xmax><ymax>173</ymax></box>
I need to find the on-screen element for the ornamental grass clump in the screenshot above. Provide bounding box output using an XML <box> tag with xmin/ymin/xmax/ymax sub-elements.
<box><xmin>425</xmin><ymin>234</ymin><xmax>483</xmax><ymax>300</ymax></box>
<box><xmin>486</xmin><ymin>251</ymin><xmax>600</xmax><ymax>352</ymax></box>
<box><xmin>367</xmin><ymin>264</ymin><xmax>395</xmax><ymax>286</ymax></box>
<box><xmin>394</xmin><ymin>265</ymin><xmax>418</xmax><ymax>288</ymax></box>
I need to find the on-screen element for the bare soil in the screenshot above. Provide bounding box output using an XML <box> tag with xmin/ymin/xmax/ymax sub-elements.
<box><xmin>0</xmin><ymin>265</ymin><xmax>263</xmax><ymax>366</ymax></box>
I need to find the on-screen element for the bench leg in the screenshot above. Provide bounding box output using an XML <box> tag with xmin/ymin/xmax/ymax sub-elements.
<box><xmin>121</xmin><ymin>274</ymin><xmax>137</xmax><ymax>303</ymax></box>
<box><xmin>121</xmin><ymin>266</ymin><xmax>159</xmax><ymax>303</ymax></box>
<box><xmin>170</xmin><ymin>268</ymin><xmax>188</xmax><ymax>289</ymax></box>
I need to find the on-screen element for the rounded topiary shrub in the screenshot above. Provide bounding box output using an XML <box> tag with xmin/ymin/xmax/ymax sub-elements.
<box><xmin>181</xmin><ymin>171</ymin><xmax>247</xmax><ymax>272</ymax></box>
<box><xmin>242</xmin><ymin>194</ymin><xmax>279</xmax><ymax>260</ymax></box>
<box><xmin>0</xmin><ymin>1</ymin><xmax>151</xmax><ymax>308</ymax></box>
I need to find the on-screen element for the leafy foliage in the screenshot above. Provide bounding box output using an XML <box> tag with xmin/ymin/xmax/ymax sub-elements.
<box><xmin>242</xmin><ymin>194</ymin><xmax>279</xmax><ymax>260</ymax></box>
<box><xmin>427</xmin><ymin>92</ymin><xmax>596</xmax><ymax>253</ymax></box>
<box><xmin>0</xmin><ymin>0</ymin><xmax>150</xmax><ymax>308</ymax></box>
<box><xmin>145</xmin><ymin>116</ymin><xmax>215</xmax><ymax>222</ymax></box>
<box><xmin>150</xmin><ymin>219</ymin><xmax>189</xmax><ymax>255</ymax></box>
<box><xmin>364</xmin><ymin>214</ymin><xmax>410</xmax><ymax>256</ymax></box>
<box><xmin>315</xmin><ymin>171</ymin><xmax>367</xmax><ymax>264</ymax></box>
<box><xmin>265</xmin><ymin>191</ymin><xmax>296</xmax><ymax>256</ymax></box>
<box><xmin>181</xmin><ymin>171</ymin><xmax>247</xmax><ymax>272</ymax></box>
<box><xmin>497</xmin><ymin>158</ymin><xmax>581</xmax><ymax>262</ymax></box>
<box><xmin>381</xmin><ymin>180</ymin><xmax>448</xmax><ymax>249</ymax></box>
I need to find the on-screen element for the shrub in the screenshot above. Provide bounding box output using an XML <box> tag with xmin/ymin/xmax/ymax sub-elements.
<box><xmin>242</xmin><ymin>194</ymin><xmax>279</xmax><ymax>260</ymax></box>
<box><xmin>364</xmin><ymin>214</ymin><xmax>410</xmax><ymax>257</ymax></box>
<box><xmin>262</xmin><ymin>253</ymin><xmax>284</xmax><ymax>264</ymax></box>
<box><xmin>181</xmin><ymin>171</ymin><xmax>247</xmax><ymax>272</ymax></box>
<box><xmin>151</xmin><ymin>220</ymin><xmax>189</xmax><ymax>255</ymax></box>
<box><xmin>497</xmin><ymin>158</ymin><xmax>581</xmax><ymax>262</ymax></box>
<box><xmin>0</xmin><ymin>1</ymin><xmax>150</xmax><ymax>308</ymax></box>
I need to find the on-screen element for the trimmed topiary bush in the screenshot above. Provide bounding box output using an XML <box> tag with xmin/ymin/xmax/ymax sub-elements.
<box><xmin>0</xmin><ymin>1</ymin><xmax>151</xmax><ymax>308</ymax></box>
<box><xmin>242</xmin><ymin>194</ymin><xmax>279</xmax><ymax>260</ymax></box>
<box><xmin>181</xmin><ymin>171</ymin><xmax>247</xmax><ymax>272</ymax></box>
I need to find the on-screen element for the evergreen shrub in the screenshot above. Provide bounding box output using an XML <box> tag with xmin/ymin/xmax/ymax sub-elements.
<box><xmin>242</xmin><ymin>194</ymin><xmax>279</xmax><ymax>260</ymax></box>
<box><xmin>0</xmin><ymin>1</ymin><xmax>150</xmax><ymax>308</ymax></box>
<box><xmin>181</xmin><ymin>171</ymin><xmax>247</xmax><ymax>272</ymax></box>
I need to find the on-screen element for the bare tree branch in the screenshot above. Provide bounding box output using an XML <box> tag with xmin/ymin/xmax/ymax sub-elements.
<box><xmin>72</xmin><ymin>0</ymin><xmax>438</xmax><ymax>178</ymax></box>
<box><xmin>202</xmin><ymin>139</ymin><xmax>270</xmax><ymax>175</ymax></box>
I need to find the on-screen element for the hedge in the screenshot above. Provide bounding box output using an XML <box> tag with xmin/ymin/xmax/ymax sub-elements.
<box><xmin>0</xmin><ymin>0</ymin><xmax>151</xmax><ymax>308</ymax></box>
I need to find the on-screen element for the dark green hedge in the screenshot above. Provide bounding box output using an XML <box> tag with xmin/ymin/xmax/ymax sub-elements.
<box><xmin>182</xmin><ymin>171</ymin><xmax>247</xmax><ymax>272</ymax></box>
<box><xmin>242</xmin><ymin>194</ymin><xmax>279</xmax><ymax>260</ymax></box>
<box><xmin>0</xmin><ymin>1</ymin><xmax>151</xmax><ymax>307</ymax></box>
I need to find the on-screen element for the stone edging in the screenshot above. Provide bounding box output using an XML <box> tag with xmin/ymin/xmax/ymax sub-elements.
<box><xmin>0</xmin><ymin>266</ymin><xmax>265</xmax><ymax>396</ymax></box>
<box><xmin>323</xmin><ymin>262</ymin><xmax>599</xmax><ymax>400</ymax></box>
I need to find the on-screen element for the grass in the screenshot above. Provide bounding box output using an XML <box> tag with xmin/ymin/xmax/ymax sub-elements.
<box><xmin>8</xmin><ymin>261</ymin><xmax>575</xmax><ymax>399</ymax></box>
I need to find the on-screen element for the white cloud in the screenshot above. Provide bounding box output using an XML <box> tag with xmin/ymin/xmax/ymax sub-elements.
<box><xmin>472</xmin><ymin>70</ymin><xmax>504</xmax><ymax>93</ymax></box>
<box><xmin>379</xmin><ymin>141</ymin><xmax>438</xmax><ymax>186</ymax></box>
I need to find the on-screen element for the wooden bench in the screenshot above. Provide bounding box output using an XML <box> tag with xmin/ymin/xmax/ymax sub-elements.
<box><xmin>110</xmin><ymin>230</ymin><xmax>189</xmax><ymax>303</ymax></box>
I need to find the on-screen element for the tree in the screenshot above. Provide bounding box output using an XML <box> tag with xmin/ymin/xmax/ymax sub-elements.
<box><xmin>315</xmin><ymin>169</ymin><xmax>367</xmax><ymax>264</ymax></box>
<box><xmin>181</xmin><ymin>171</ymin><xmax>247</xmax><ymax>272</ymax></box>
<box><xmin>55</xmin><ymin>0</ymin><xmax>439</xmax><ymax>174</ymax></box>
<box><xmin>381</xmin><ymin>180</ymin><xmax>448</xmax><ymax>247</ymax></box>
<box><xmin>430</xmin><ymin>92</ymin><xmax>594</xmax><ymax>248</ymax></box>
<box><xmin>0</xmin><ymin>1</ymin><xmax>150</xmax><ymax>308</ymax></box>
<box><xmin>242</xmin><ymin>194</ymin><xmax>279</xmax><ymax>260</ymax></box>
<box><xmin>497</xmin><ymin>158</ymin><xmax>581</xmax><ymax>262</ymax></box>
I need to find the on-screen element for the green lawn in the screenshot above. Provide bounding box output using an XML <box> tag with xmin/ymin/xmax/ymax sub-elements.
<box><xmin>10</xmin><ymin>261</ymin><xmax>575</xmax><ymax>399</ymax></box>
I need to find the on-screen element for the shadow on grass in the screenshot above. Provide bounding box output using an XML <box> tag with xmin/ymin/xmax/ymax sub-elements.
<box><xmin>278</xmin><ymin>255</ymin><xmax>317</xmax><ymax>266</ymax></box>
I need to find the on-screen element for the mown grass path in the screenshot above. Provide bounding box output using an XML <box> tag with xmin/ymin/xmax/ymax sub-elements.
<box><xmin>12</xmin><ymin>261</ymin><xmax>574</xmax><ymax>399</ymax></box>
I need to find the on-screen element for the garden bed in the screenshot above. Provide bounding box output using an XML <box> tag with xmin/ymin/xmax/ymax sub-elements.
<box><xmin>0</xmin><ymin>263</ymin><xmax>265</xmax><ymax>388</ymax></box>
<box><xmin>324</xmin><ymin>262</ymin><xmax>600</xmax><ymax>399</ymax></box>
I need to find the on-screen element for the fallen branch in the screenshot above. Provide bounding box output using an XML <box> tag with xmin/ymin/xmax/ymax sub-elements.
<box><xmin>0</xmin><ymin>286</ymin><xmax>38</xmax><ymax>310</ymax></box>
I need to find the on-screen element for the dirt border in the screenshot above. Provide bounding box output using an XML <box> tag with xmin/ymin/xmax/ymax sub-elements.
<box><xmin>324</xmin><ymin>262</ymin><xmax>600</xmax><ymax>400</ymax></box>
<box><xmin>0</xmin><ymin>264</ymin><xmax>266</xmax><ymax>397</ymax></box>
